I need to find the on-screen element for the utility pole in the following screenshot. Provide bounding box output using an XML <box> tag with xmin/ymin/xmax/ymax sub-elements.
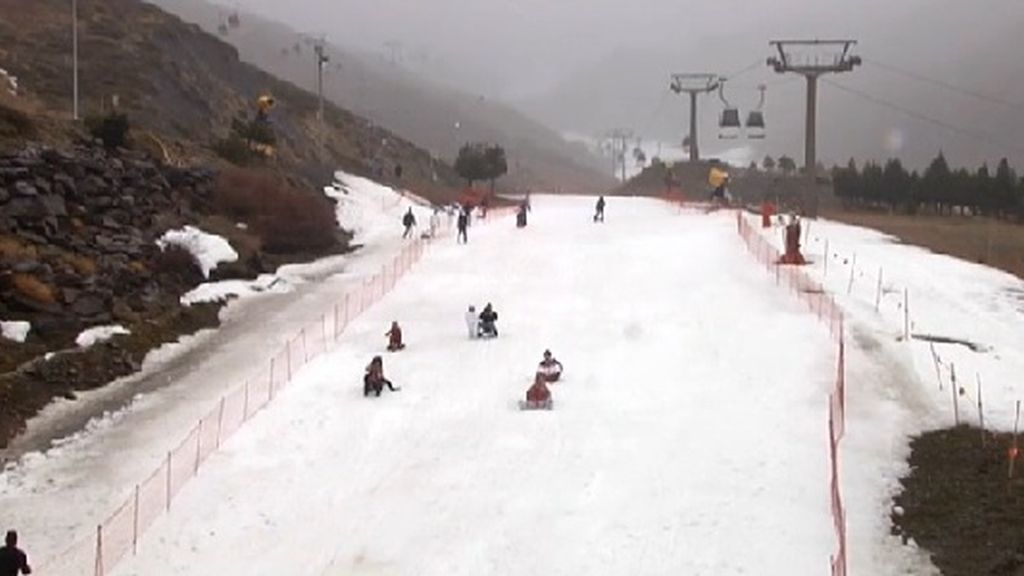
<box><xmin>314</xmin><ymin>39</ymin><xmax>329</xmax><ymax>124</ymax></box>
<box><xmin>313</xmin><ymin>38</ymin><xmax>329</xmax><ymax>153</ymax></box>
<box><xmin>72</xmin><ymin>0</ymin><xmax>79</xmax><ymax>120</ymax></box>
<box><xmin>768</xmin><ymin>40</ymin><xmax>861</xmax><ymax>178</ymax></box>
<box><xmin>604</xmin><ymin>129</ymin><xmax>633</xmax><ymax>182</ymax></box>
<box><xmin>669</xmin><ymin>73</ymin><xmax>720</xmax><ymax>162</ymax></box>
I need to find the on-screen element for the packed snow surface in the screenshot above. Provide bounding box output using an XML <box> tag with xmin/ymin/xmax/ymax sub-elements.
<box><xmin>113</xmin><ymin>197</ymin><xmax>837</xmax><ymax>575</ymax></box>
<box><xmin>156</xmin><ymin>226</ymin><xmax>238</xmax><ymax>279</ymax></box>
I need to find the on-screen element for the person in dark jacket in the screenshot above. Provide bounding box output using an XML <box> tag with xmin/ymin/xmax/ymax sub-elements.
<box><xmin>385</xmin><ymin>321</ymin><xmax>405</xmax><ymax>352</ymax></box>
<box><xmin>0</xmin><ymin>530</ymin><xmax>31</xmax><ymax>576</ymax></box>
<box><xmin>594</xmin><ymin>196</ymin><xmax>606</xmax><ymax>222</ymax></box>
<box><xmin>457</xmin><ymin>206</ymin><xmax>469</xmax><ymax>244</ymax></box>
<box><xmin>402</xmin><ymin>208</ymin><xmax>417</xmax><ymax>239</ymax></box>
<box><xmin>478</xmin><ymin>303</ymin><xmax>498</xmax><ymax>338</ymax></box>
<box><xmin>364</xmin><ymin>356</ymin><xmax>399</xmax><ymax>397</ymax></box>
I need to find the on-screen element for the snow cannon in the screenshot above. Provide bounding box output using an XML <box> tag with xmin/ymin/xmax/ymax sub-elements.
<box><xmin>779</xmin><ymin>215</ymin><xmax>807</xmax><ymax>265</ymax></box>
<box><xmin>519</xmin><ymin>375</ymin><xmax>553</xmax><ymax>411</ymax></box>
<box><xmin>761</xmin><ymin>201</ymin><xmax>776</xmax><ymax>228</ymax></box>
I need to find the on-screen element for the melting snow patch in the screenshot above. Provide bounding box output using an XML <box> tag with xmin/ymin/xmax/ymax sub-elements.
<box><xmin>181</xmin><ymin>274</ymin><xmax>291</xmax><ymax>306</ymax></box>
<box><xmin>1</xmin><ymin>320</ymin><xmax>30</xmax><ymax>343</ymax></box>
<box><xmin>76</xmin><ymin>325</ymin><xmax>130</xmax><ymax>348</ymax></box>
<box><xmin>156</xmin><ymin>226</ymin><xmax>238</xmax><ymax>278</ymax></box>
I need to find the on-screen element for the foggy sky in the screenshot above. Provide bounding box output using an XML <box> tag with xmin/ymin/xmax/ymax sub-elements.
<box><xmin>220</xmin><ymin>0</ymin><xmax>1023</xmax><ymax>169</ymax></box>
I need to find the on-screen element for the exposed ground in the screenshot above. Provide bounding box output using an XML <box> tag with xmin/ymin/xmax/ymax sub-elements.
<box><xmin>894</xmin><ymin>426</ymin><xmax>1024</xmax><ymax>576</ymax></box>
<box><xmin>822</xmin><ymin>209</ymin><xmax>1024</xmax><ymax>281</ymax></box>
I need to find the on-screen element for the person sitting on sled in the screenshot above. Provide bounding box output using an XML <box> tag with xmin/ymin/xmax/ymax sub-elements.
<box><xmin>478</xmin><ymin>303</ymin><xmax>499</xmax><ymax>338</ymax></box>
<box><xmin>537</xmin><ymin>349</ymin><xmax>563</xmax><ymax>382</ymax></box>
<box><xmin>364</xmin><ymin>356</ymin><xmax>399</xmax><ymax>397</ymax></box>
<box><xmin>385</xmin><ymin>321</ymin><xmax>405</xmax><ymax>351</ymax></box>
<box><xmin>525</xmin><ymin>372</ymin><xmax>552</xmax><ymax>407</ymax></box>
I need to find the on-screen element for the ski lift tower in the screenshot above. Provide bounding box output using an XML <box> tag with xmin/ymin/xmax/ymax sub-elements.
<box><xmin>669</xmin><ymin>73</ymin><xmax>720</xmax><ymax>162</ymax></box>
<box><xmin>768</xmin><ymin>40</ymin><xmax>860</xmax><ymax>178</ymax></box>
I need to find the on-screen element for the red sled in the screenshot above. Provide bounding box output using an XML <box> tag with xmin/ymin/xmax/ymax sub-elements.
<box><xmin>518</xmin><ymin>398</ymin><xmax>553</xmax><ymax>411</ymax></box>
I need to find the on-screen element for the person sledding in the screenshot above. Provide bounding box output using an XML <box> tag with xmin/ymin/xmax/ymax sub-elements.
<box><xmin>520</xmin><ymin>372</ymin><xmax>553</xmax><ymax>410</ymax></box>
<box><xmin>537</xmin><ymin>349</ymin><xmax>563</xmax><ymax>382</ymax></box>
<box><xmin>385</xmin><ymin>321</ymin><xmax>405</xmax><ymax>352</ymax></box>
<box><xmin>363</xmin><ymin>355</ymin><xmax>400</xmax><ymax>397</ymax></box>
<box><xmin>478</xmin><ymin>303</ymin><xmax>498</xmax><ymax>338</ymax></box>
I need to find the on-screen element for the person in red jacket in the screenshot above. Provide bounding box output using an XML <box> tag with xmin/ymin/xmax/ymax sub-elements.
<box><xmin>523</xmin><ymin>372</ymin><xmax>552</xmax><ymax>409</ymax></box>
<box><xmin>386</xmin><ymin>321</ymin><xmax>405</xmax><ymax>351</ymax></box>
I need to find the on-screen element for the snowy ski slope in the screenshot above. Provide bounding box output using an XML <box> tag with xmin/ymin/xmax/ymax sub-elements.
<box><xmin>111</xmin><ymin>197</ymin><xmax>839</xmax><ymax>575</ymax></box>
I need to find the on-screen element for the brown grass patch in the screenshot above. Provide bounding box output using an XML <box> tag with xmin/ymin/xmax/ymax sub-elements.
<box><xmin>213</xmin><ymin>167</ymin><xmax>336</xmax><ymax>254</ymax></box>
<box><xmin>822</xmin><ymin>209</ymin><xmax>1024</xmax><ymax>279</ymax></box>
<box><xmin>59</xmin><ymin>253</ymin><xmax>98</xmax><ymax>276</ymax></box>
<box><xmin>11</xmin><ymin>273</ymin><xmax>55</xmax><ymax>304</ymax></box>
<box><xmin>0</xmin><ymin>235</ymin><xmax>38</xmax><ymax>261</ymax></box>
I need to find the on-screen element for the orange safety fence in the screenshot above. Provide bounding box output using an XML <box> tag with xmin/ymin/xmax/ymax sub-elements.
<box><xmin>735</xmin><ymin>211</ymin><xmax>848</xmax><ymax>576</ymax></box>
<box><xmin>37</xmin><ymin>207</ymin><xmax>511</xmax><ymax>576</ymax></box>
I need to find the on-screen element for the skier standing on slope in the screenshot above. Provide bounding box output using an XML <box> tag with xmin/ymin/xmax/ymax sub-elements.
<box><xmin>465</xmin><ymin>305</ymin><xmax>479</xmax><ymax>338</ymax></box>
<box><xmin>0</xmin><ymin>530</ymin><xmax>31</xmax><ymax>576</ymax></box>
<box><xmin>402</xmin><ymin>207</ymin><xmax>417</xmax><ymax>239</ymax></box>
<box><xmin>594</xmin><ymin>195</ymin><xmax>606</xmax><ymax>222</ymax></box>
<box><xmin>457</xmin><ymin>206</ymin><xmax>469</xmax><ymax>244</ymax></box>
<box><xmin>364</xmin><ymin>356</ymin><xmax>400</xmax><ymax>397</ymax></box>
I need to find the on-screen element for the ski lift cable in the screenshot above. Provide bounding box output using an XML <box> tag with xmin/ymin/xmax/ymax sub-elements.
<box><xmin>721</xmin><ymin>58</ymin><xmax>765</xmax><ymax>83</ymax></box>
<box><xmin>862</xmin><ymin>57</ymin><xmax>1024</xmax><ymax>112</ymax></box>
<box><xmin>822</xmin><ymin>78</ymin><xmax>1024</xmax><ymax>156</ymax></box>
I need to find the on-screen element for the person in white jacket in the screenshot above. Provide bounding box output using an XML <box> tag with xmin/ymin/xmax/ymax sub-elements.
<box><xmin>465</xmin><ymin>305</ymin><xmax>479</xmax><ymax>338</ymax></box>
<box><xmin>428</xmin><ymin>209</ymin><xmax>441</xmax><ymax>238</ymax></box>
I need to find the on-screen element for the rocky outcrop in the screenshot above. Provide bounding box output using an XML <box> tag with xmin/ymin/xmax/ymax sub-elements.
<box><xmin>0</xmin><ymin>143</ymin><xmax>216</xmax><ymax>337</ymax></box>
<box><xmin>0</xmin><ymin>142</ymin><xmax>234</xmax><ymax>447</ymax></box>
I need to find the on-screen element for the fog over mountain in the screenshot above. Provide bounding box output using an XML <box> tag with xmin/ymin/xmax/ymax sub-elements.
<box><xmin>212</xmin><ymin>0</ymin><xmax>1023</xmax><ymax>170</ymax></box>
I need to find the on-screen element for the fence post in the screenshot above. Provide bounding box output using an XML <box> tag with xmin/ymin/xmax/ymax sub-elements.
<box><xmin>243</xmin><ymin>380</ymin><xmax>251</xmax><ymax>422</ymax></box>
<box><xmin>194</xmin><ymin>420</ymin><xmax>202</xmax><ymax>475</ymax></box>
<box><xmin>977</xmin><ymin>374</ymin><xmax>985</xmax><ymax>446</ymax></box>
<box><xmin>951</xmin><ymin>363</ymin><xmax>960</xmax><ymax>425</ymax></box>
<box><xmin>132</xmin><ymin>484</ymin><xmax>140</xmax><ymax>555</ymax></box>
<box><xmin>875</xmin><ymin>267</ymin><xmax>883</xmax><ymax>311</ymax></box>
<box><xmin>269</xmin><ymin>357</ymin><xmax>276</xmax><ymax>401</ymax></box>
<box><xmin>847</xmin><ymin>253</ymin><xmax>857</xmax><ymax>295</ymax></box>
<box><xmin>165</xmin><ymin>452</ymin><xmax>172</xmax><ymax>511</ymax></box>
<box><xmin>216</xmin><ymin>396</ymin><xmax>225</xmax><ymax>449</ymax></box>
<box><xmin>333</xmin><ymin>303</ymin><xmax>340</xmax><ymax>340</ymax></box>
<box><xmin>824</xmin><ymin>240</ymin><xmax>829</xmax><ymax>277</ymax></box>
<box><xmin>903</xmin><ymin>288</ymin><xmax>910</xmax><ymax>340</ymax></box>
<box><xmin>286</xmin><ymin>340</ymin><xmax>292</xmax><ymax>381</ymax></box>
<box><xmin>95</xmin><ymin>524</ymin><xmax>104</xmax><ymax>576</ymax></box>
